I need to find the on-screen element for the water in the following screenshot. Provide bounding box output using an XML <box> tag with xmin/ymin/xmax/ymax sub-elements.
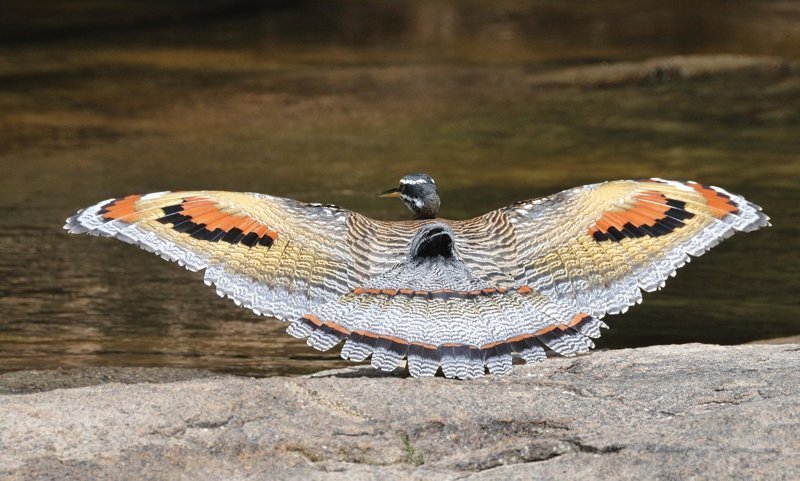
<box><xmin>1</xmin><ymin>1</ymin><xmax>798</xmax><ymax>376</ymax></box>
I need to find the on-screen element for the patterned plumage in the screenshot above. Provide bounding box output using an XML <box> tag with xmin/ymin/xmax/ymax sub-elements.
<box><xmin>64</xmin><ymin>175</ymin><xmax>769</xmax><ymax>379</ymax></box>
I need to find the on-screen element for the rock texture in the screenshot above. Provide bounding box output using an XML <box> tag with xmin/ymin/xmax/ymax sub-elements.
<box><xmin>528</xmin><ymin>54</ymin><xmax>796</xmax><ymax>87</ymax></box>
<box><xmin>0</xmin><ymin>367</ymin><xmax>220</xmax><ymax>395</ymax></box>
<box><xmin>1</xmin><ymin>344</ymin><xmax>798</xmax><ymax>481</ymax></box>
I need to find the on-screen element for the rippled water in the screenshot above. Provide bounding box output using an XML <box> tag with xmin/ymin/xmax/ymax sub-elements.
<box><xmin>1</xmin><ymin>1</ymin><xmax>798</xmax><ymax>376</ymax></box>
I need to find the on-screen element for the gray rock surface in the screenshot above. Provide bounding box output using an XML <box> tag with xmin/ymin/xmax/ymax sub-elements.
<box><xmin>1</xmin><ymin>344</ymin><xmax>798</xmax><ymax>481</ymax></box>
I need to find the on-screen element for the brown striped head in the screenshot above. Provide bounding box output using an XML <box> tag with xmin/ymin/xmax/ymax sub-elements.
<box><xmin>380</xmin><ymin>173</ymin><xmax>440</xmax><ymax>220</ymax></box>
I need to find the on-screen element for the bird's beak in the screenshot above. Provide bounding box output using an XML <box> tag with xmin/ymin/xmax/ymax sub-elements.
<box><xmin>379</xmin><ymin>187</ymin><xmax>401</xmax><ymax>198</ymax></box>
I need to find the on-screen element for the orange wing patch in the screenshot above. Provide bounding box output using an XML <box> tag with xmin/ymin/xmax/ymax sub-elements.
<box><xmin>686</xmin><ymin>182</ymin><xmax>739</xmax><ymax>217</ymax></box>
<box><xmin>157</xmin><ymin>196</ymin><xmax>278</xmax><ymax>248</ymax></box>
<box><xmin>99</xmin><ymin>195</ymin><xmax>141</xmax><ymax>221</ymax></box>
<box><xmin>589</xmin><ymin>191</ymin><xmax>695</xmax><ymax>242</ymax></box>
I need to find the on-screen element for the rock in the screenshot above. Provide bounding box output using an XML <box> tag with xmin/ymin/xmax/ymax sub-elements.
<box><xmin>528</xmin><ymin>54</ymin><xmax>796</xmax><ymax>87</ymax></box>
<box><xmin>1</xmin><ymin>344</ymin><xmax>798</xmax><ymax>480</ymax></box>
<box><xmin>0</xmin><ymin>366</ymin><xmax>221</xmax><ymax>395</ymax></box>
<box><xmin>749</xmin><ymin>335</ymin><xmax>800</xmax><ymax>345</ymax></box>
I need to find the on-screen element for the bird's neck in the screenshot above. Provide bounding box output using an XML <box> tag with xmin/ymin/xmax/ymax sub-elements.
<box><xmin>405</xmin><ymin>193</ymin><xmax>440</xmax><ymax>220</ymax></box>
<box><xmin>414</xmin><ymin>208</ymin><xmax>438</xmax><ymax>220</ymax></box>
<box><xmin>412</xmin><ymin>204</ymin><xmax>439</xmax><ymax>220</ymax></box>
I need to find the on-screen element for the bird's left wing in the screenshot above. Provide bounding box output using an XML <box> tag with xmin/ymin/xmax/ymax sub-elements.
<box><xmin>498</xmin><ymin>179</ymin><xmax>770</xmax><ymax>318</ymax></box>
<box><xmin>65</xmin><ymin>191</ymin><xmax>373</xmax><ymax>320</ymax></box>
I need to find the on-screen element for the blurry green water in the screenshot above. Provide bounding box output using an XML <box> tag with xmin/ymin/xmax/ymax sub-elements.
<box><xmin>0</xmin><ymin>1</ymin><xmax>798</xmax><ymax>376</ymax></box>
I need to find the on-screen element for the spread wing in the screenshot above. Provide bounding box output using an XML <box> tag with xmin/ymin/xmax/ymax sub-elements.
<box><xmin>65</xmin><ymin>191</ymin><xmax>366</xmax><ymax>321</ymax></box>
<box><xmin>500</xmin><ymin>178</ymin><xmax>770</xmax><ymax>318</ymax></box>
<box><xmin>65</xmin><ymin>180</ymin><xmax>769</xmax><ymax>380</ymax></box>
<box><xmin>64</xmin><ymin>190</ymin><xmax>525</xmax><ymax>327</ymax></box>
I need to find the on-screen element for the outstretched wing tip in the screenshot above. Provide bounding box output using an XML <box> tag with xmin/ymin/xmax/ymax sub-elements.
<box><xmin>503</xmin><ymin>177</ymin><xmax>770</xmax><ymax>322</ymax></box>
<box><xmin>64</xmin><ymin>190</ymin><xmax>354</xmax><ymax>323</ymax></box>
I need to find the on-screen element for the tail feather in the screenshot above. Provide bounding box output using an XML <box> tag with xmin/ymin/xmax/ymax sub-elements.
<box><xmin>287</xmin><ymin>287</ymin><xmax>600</xmax><ymax>379</ymax></box>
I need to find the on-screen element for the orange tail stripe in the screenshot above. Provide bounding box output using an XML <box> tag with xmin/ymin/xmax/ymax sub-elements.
<box><xmin>302</xmin><ymin>312</ymin><xmax>593</xmax><ymax>354</ymax></box>
<box><xmin>568</xmin><ymin>313</ymin><xmax>589</xmax><ymax>327</ymax></box>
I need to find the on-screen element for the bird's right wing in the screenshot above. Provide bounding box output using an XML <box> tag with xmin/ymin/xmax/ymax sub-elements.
<box><xmin>497</xmin><ymin>179</ymin><xmax>770</xmax><ymax>318</ymax></box>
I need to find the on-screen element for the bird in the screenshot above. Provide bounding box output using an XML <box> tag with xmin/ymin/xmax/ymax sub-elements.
<box><xmin>64</xmin><ymin>174</ymin><xmax>770</xmax><ymax>379</ymax></box>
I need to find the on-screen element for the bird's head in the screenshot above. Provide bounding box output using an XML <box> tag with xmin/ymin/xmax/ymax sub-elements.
<box><xmin>380</xmin><ymin>173</ymin><xmax>440</xmax><ymax>219</ymax></box>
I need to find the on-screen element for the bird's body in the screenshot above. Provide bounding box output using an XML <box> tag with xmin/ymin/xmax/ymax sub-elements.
<box><xmin>65</xmin><ymin>175</ymin><xmax>769</xmax><ymax>379</ymax></box>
